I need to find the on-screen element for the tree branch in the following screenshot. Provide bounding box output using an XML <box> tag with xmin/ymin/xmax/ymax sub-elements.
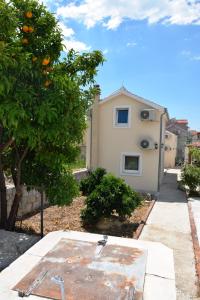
<box><xmin>0</xmin><ymin>137</ymin><xmax>14</xmax><ymax>153</ymax></box>
<box><xmin>16</xmin><ymin>146</ymin><xmax>29</xmax><ymax>188</ymax></box>
<box><xmin>19</xmin><ymin>147</ymin><xmax>28</xmax><ymax>165</ymax></box>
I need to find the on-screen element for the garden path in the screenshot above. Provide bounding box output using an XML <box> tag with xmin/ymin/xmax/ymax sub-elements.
<box><xmin>140</xmin><ymin>169</ymin><xmax>199</xmax><ymax>300</ymax></box>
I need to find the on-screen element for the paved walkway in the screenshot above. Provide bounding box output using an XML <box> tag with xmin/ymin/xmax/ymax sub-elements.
<box><xmin>140</xmin><ymin>169</ymin><xmax>199</xmax><ymax>300</ymax></box>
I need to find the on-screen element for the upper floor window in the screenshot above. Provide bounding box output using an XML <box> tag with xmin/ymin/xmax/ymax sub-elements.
<box><xmin>117</xmin><ymin>109</ymin><xmax>128</xmax><ymax>124</ymax></box>
<box><xmin>113</xmin><ymin>106</ymin><xmax>131</xmax><ymax>128</ymax></box>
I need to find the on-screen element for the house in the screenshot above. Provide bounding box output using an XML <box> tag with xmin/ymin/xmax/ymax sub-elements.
<box><xmin>166</xmin><ymin>118</ymin><xmax>189</xmax><ymax>162</ymax></box>
<box><xmin>86</xmin><ymin>86</ymin><xmax>169</xmax><ymax>194</ymax></box>
<box><xmin>164</xmin><ymin>131</ymin><xmax>177</xmax><ymax>168</ymax></box>
<box><xmin>190</xmin><ymin>131</ymin><xmax>200</xmax><ymax>144</ymax></box>
<box><xmin>185</xmin><ymin>130</ymin><xmax>200</xmax><ymax>163</ymax></box>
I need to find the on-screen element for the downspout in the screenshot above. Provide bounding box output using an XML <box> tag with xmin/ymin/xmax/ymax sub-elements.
<box><xmin>157</xmin><ymin>108</ymin><xmax>167</xmax><ymax>193</ymax></box>
<box><xmin>89</xmin><ymin>108</ymin><xmax>92</xmax><ymax>169</ymax></box>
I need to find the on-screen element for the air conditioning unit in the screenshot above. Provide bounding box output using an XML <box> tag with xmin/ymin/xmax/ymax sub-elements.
<box><xmin>140</xmin><ymin>109</ymin><xmax>156</xmax><ymax>121</ymax></box>
<box><xmin>140</xmin><ymin>138</ymin><xmax>155</xmax><ymax>150</ymax></box>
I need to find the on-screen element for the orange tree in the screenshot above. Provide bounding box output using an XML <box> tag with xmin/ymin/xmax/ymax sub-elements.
<box><xmin>0</xmin><ymin>0</ymin><xmax>104</xmax><ymax>229</ymax></box>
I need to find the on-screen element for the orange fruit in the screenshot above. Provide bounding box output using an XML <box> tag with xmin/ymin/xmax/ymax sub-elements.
<box><xmin>28</xmin><ymin>26</ymin><xmax>34</xmax><ymax>33</ymax></box>
<box><xmin>25</xmin><ymin>11</ymin><xmax>33</xmax><ymax>18</ymax></box>
<box><xmin>22</xmin><ymin>25</ymin><xmax>29</xmax><ymax>33</ymax></box>
<box><xmin>42</xmin><ymin>58</ymin><xmax>50</xmax><ymax>66</ymax></box>
<box><xmin>22</xmin><ymin>38</ymin><xmax>28</xmax><ymax>45</ymax></box>
<box><xmin>32</xmin><ymin>56</ymin><xmax>37</xmax><ymax>62</ymax></box>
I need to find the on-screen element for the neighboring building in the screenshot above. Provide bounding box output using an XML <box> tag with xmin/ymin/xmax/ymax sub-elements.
<box><xmin>191</xmin><ymin>131</ymin><xmax>200</xmax><ymax>143</ymax></box>
<box><xmin>185</xmin><ymin>142</ymin><xmax>200</xmax><ymax>164</ymax></box>
<box><xmin>166</xmin><ymin>118</ymin><xmax>189</xmax><ymax>162</ymax></box>
<box><xmin>86</xmin><ymin>86</ymin><xmax>169</xmax><ymax>194</ymax></box>
<box><xmin>185</xmin><ymin>130</ymin><xmax>200</xmax><ymax>163</ymax></box>
<box><xmin>164</xmin><ymin>131</ymin><xmax>177</xmax><ymax>168</ymax></box>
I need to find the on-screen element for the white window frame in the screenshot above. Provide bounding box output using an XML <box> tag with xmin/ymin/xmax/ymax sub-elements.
<box><xmin>120</xmin><ymin>152</ymin><xmax>142</xmax><ymax>176</ymax></box>
<box><xmin>113</xmin><ymin>105</ymin><xmax>131</xmax><ymax>128</ymax></box>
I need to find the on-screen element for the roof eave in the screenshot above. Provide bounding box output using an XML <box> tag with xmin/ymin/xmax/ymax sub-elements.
<box><xmin>99</xmin><ymin>88</ymin><xmax>166</xmax><ymax>111</ymax></box>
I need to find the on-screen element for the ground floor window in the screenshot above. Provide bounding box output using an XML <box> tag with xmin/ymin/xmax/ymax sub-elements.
<box><xmin>121</xmin><ymin>152</ymin><xmax>142</xmax><ymax>175</ymax></box>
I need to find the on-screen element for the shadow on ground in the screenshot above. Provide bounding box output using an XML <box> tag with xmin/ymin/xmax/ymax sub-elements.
<box><xmin>0</xmin><ymin>230</ymin><xmax>39</xmax><ymax>271</ymax></box>
<box><xmin>158</xmin><ymin>172</ymin><xmax>187</xmax><ymax>203</ymax></box>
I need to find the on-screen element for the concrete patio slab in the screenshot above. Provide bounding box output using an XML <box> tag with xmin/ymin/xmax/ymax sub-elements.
<box><xmin>144</xmin><ymin>274</ymin><xmax>176</xmax><ymax>300</ymax></box>
<box><xmin>0</xmin><ymin>230</ymin><xmax>176</xmax><ymax>300</ymax></box>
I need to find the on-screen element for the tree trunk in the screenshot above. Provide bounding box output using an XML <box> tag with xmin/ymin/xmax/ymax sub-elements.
<box><xmin>6</xmin><ymin>186</ymin><xmax>22</xmax><ymax>231</ymax></box>
<box><xmin>0</xmin><ymin>124</ymin><xmax>14</xmax><ymax>229</ymax></box>
<box><xmin>0</xmin><ymin>155</ymin><xmax>7</xmax><ymax>228</ymax></box>
<box><xmin>6</xmin><ymin>146</ymin><xmax>28</xmax><ymax>231</ymax></box>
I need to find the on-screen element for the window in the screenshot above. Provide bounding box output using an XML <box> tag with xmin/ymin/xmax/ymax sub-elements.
<box><xmin>125</xmin><ymin>156</ymin><xmax>139</xmax><ymax>171</ymax></box>
<box><xmin>117</xmin><ymin>109</ymin><xmax>128</xmax><ymax>124</ymax></box>
<box><xmin>113</xmin><ymin>106</ymin><xmax>131</xmax><ymax>128</ymax></box>
<box><xmin>121</xmin><ymin>153</ymin><xmax>142</xmax><ymax>176</ymax></box>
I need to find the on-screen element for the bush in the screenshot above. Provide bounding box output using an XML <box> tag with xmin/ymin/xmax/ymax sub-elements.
<box><xmin>189</xmin><ymin>147</ymin><xmax>200</xmax><ymax>167</ymax></box>
<box><xmin>182</xmin><ymin>165</ymin><xmax>200</xmax><ymax>194</ymax></box>
<box><xmin>80</xmin><ymin>167</ymin><xmax>107</xmax><ymax>196</ymax></box>
<box><xmin>81</xmin><ymin>173</ymin><xmax>142</xmax><ymax>224</ymax></box>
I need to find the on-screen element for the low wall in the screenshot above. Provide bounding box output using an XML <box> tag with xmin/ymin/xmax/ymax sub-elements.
<box><xmin>4</xmin><ymin>169</ymin><xmax>89</xmax><ymax>219</ymax></box>
<box><xmin>6</xmin><ymin>185</ymin><xmax>48</xmax><ymax>218</ymax></box>
<box><xmin>73</xmin><ymin>168</ymin><xmax>88</xmax><ymax>181</ymax></box>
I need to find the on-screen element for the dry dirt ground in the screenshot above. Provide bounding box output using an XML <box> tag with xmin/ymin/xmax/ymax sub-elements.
<box><xmin>16</xmin><ymin>197</ymin><xmax>151</xmax><ymax>238</ymax></box>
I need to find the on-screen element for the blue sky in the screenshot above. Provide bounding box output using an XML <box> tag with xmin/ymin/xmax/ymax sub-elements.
<box><xmin>42</xmin><ymin>0</ymin><xmax>200</xmax><ymax>130</ymax></box>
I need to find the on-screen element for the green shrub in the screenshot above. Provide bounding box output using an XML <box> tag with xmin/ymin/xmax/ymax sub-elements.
<box><xmin>181</xmin><ymin>165</ymin><xmax>200</xmax><ymax>194</ymax></box>
<box><xmin>81</xmin><ymin>174</ymin><xmax>142</xmax><ymax>224</ymax></box>
<box><xmin>80</xmin><ymin>167</ymin><xmax>107</xmax><ymax>196</ymax></box>
<box><xmin>189</xmin><ymin>147</ymin><xmax>200</xmax><ymax>167</ymax></box>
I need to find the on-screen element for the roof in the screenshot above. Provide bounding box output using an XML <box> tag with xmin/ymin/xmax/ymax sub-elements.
<box><xmin>187</xmin><ymin>142</ymin><xmax>200</xmax><ymax>148</ymax></box>
<box><xmin>175</xmin><ymin>120</ymin><xmax>188</xmax><ymax>124</ymax></box>
<box><xmin>191</xmin><ymin>131</ymin><xmax>200</xmax><ymax>136</ymax></box>
<box><xmin>190</xmin><ymin>130</ymin><xmax>198</xmax><ymax>136</ymax></box>
<box><xmin>167</xmin><ymin>123</ymin><xmax>188</xmax><ymax>133</ymax></box>
<box><xmin>166</xmin><ymin>130</ymin><xmax>177</xmax><ymax>137</ymax></box>
<box><xmin>99</xmin><ymin>86</ymin><xmax>168</xmax><ymax>113</ymax></box>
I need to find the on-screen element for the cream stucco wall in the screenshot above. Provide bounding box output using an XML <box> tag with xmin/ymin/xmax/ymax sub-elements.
<box><xmin>87</xmin><ymin>92</ymin><xmax>167</xmax><ymax>194</ymax></box>
<box><xmin>164</xmin><ymin>131</ymin><xmax>177</xmax><ymax>168</ymax></box>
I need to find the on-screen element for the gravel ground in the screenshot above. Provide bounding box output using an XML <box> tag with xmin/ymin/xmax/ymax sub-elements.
<box><xmin>0</xmin><ymin>230</ymin><xmax>39</xmax><ymax>271</ymax></box>
<box><xmin>16</xmin><ymin>196</ymin><xmax>151</xmax><ymax>238</ymax></box>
